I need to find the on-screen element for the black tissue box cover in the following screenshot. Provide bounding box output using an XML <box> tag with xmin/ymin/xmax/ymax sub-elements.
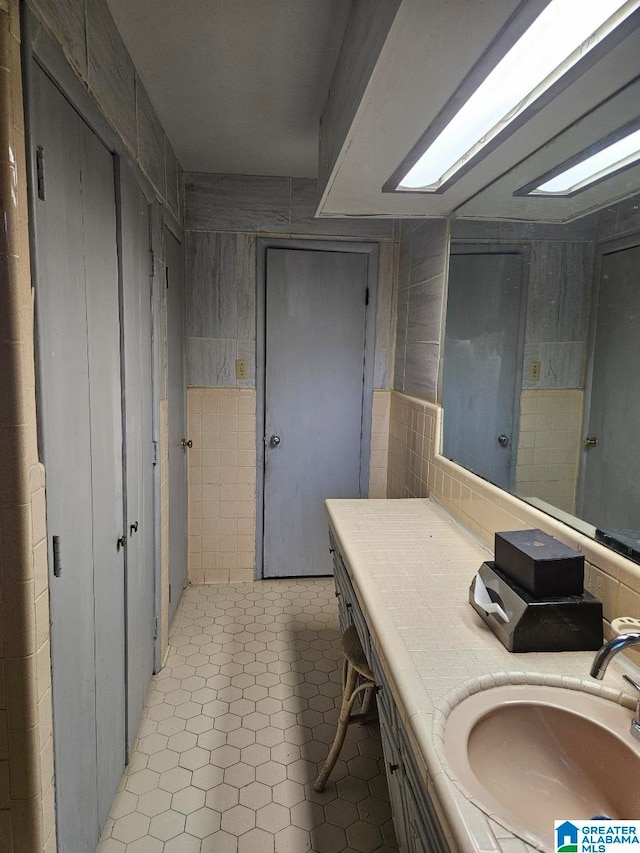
<box><xmin>470</xmin><ymin>562</ymin><xmax>602</xmax><ymax>653</ymax></box>
<box><xmin>495</xmin><ymin>529</ymin><xmax>584</xmax><ymax>598</ymax></box>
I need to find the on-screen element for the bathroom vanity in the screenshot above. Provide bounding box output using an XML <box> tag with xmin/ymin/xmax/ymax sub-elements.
<box><xmin>326</xmin><ymin>499</ymin><xmax>638</xmax><ymax>852</ymax></box>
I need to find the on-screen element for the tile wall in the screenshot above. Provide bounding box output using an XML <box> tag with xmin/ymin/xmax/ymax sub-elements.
<box><xmin>515</xmin><ymin>389</ymin><xmax>583</xmax><ymax>513</ymax></box>
<box><xmin>387</xmin><ymin>393</ymin><xmax>433</xmax><ymax>501</ymax></box>
<box><xmin>388</xmin><ymin>390</ymin><xmax>640</xmax><ymax>656</ymax></box>
<box><xmin>0</xmin><ymin>3</ymin><xmax>55</xmax><ymax>850</ymax></box>
<box><xmin>368</xmin><ymin>391</ymin><xmax>391</xmax><ymax>499</ymax></box>
<box><xmin>187</xmin><ymin>389</ymin><xmax>257</xmax><ymax>584</ymax></box>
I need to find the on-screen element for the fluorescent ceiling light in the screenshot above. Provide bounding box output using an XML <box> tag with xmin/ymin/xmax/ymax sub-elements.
<box><xmin>531</xmin><ymin>127</ymin><xmax>640</xmax><ymax>194</ymax></box>
<box><xmin>399</xmin><ymin>0</ymin><xmax>640</xmax><ymax>192</ymax></box>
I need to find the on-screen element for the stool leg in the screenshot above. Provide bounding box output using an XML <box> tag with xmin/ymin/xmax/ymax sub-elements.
<box><xmin>314</xmin><ymin>661</ymin><xmax>358</xmax><ymax>792</ymax></box>
<box><xmin>341</xmin><ymin>656</ymin><xmax>348</xmax><ymax>693</ymax></box>
<box><xmin>360</xmin><ymin>684</ymin><xmax>375</xmax><ymax>717</ymax></box>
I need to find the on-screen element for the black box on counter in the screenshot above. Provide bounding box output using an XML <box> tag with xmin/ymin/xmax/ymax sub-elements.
<box><xmin>494</xmin><ymin>529</ymin><xmax>584</xmax><ymax>598</ymax></box>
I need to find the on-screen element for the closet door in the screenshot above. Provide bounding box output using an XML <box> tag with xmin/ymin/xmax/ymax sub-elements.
<box><xmin>32</xmin><ymin>64</ymin><xmax>125</xmax><ymax>851</ymax></box>
<box><xmin>32</xmin><ymin>66</ymin><xmax>98</xmax><ymax>853</ymax></box>
<box><xmin>119</xmin><ymin>161</ymin><xmax>156</xmax><ymax>750</ymax></box>
<box><xmin>82</xmin><ymin>124</ymin><xmax>126</xmax><ymax>830</ymax></box>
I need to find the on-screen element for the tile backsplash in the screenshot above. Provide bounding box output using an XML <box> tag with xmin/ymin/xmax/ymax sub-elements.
<box><xmin>187</xmin><ymin>388</ymin><xmax>257</xmax><ymax>584</ymax></box>
<box><xmin>515</xmin><ymin>389</ymin><xmax>583</xmax><ymax>513</ymax></box>
<box><xmin>388</xmin><ymin>390</ymin><xmax>640</xmax><ymax>659</ymax></box>
<box><xmin>369</xmin><ymin>391</ymin><xmax>391</xmax><ymax>499</ymax></box>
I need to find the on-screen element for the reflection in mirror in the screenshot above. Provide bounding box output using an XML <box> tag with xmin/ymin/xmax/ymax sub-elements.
<box><xmin>444</xmin><ymin>196</ymin><xmax>640</xmax><ymax>560</ymax></box>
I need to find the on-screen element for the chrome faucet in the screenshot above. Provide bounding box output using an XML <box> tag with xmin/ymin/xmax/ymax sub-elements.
<box><xmin>590</xmin><ymin>631</ymin><xmax>640</xmax><ymax>742</ymax></box>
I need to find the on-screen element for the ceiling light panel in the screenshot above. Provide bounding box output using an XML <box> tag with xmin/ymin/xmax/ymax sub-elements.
<box><xmin>398</xmin><ymin>0</ymin><xmax>640</xmax><ymax>192</ymax></box>
<box><xmin>531</xmin><ymin>127</ymin><xmax>640</xmax><ymax>194</ymax></box>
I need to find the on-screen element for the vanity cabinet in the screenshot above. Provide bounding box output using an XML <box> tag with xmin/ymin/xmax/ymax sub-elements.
<box><xmin>329</xmin><ymin>531</ymin><xmax>448</xmax><ymax>853</ymax></box>
<box><xmin>330</xmin><ymin>533</ymin><xmax>370</xmax><ymax>656</ymax></box>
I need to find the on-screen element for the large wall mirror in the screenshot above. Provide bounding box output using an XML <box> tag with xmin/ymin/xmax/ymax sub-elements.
<box><xmin>444</xmin><ymin>209</ymin><xmax>640</xmax><ymax>558</ymax></box>
<box><xmin>440</xmin><ymin>24</ymin><xmax>640</xmax><ymax>562</ymax></box>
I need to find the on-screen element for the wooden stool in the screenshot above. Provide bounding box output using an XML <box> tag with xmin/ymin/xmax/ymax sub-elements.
<box><xmin>314</xmin><ymin>625</ymin><xmax>377</xmax><ymax>792</ymax></box>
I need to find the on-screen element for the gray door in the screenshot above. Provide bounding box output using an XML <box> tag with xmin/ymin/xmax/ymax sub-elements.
<box><xmin>442</xmin><ymin>251</ymin><xmax>524</xmax><ymax>490</ymax></box>
<box><xmin>119</xmin><ymin>162</ymin><xmax>155</xmax><ymax>751</ymax></box>
<box><xmin>166</xmin><ymin>229</ymin><xmax>188</xmax><ymax>620</ymax></box>
<box><xmin>580</xmin><ymin>244</ymin><xmax>640</xmax><ymax>528</ymax></box>
<box><xmin>263</xmin><ymin>248</ymin><xmax>368</xmax><ymax>578</ymax></box>
<box><xmin>31</xmin><ymin>65</ymin><xmax>125</xmax><ymax>850</ymax></box>
<box><xmin>82</xmin><ymin>124</ymin><xmax>127</xmax><ymax>832</ymax></box>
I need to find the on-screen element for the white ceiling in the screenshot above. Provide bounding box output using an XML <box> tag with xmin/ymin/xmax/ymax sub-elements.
<box><xmin>106</xmin><ymin>0</ymin><xmax>640</xmax><ymax>221</ymax></box>
<box><xmin>106</xmin><ymin>0</ymin><xmax>352</xmax><ymax>177</ymax></box>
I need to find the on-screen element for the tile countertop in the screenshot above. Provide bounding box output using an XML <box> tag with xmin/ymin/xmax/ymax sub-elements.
<box><xmin>325</xmin><ymin>498</ymin><xmax>637</xmax><ymax>853</ymax></box>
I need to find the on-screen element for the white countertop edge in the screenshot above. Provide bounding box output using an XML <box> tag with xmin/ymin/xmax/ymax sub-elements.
<box><xmin>325</xmin><ymin>497</ymin><xmax>637</xmax><ymax>853</ymax></box>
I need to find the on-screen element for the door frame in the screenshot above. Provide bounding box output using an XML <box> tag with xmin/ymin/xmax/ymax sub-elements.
<box><xmin>576</xmin><ymin>232</ymin><xmax>640</xmax><ymax>518</ymax></box>
<box><xmin>255</xmin><ymin>238</ymin><xmax>379</xmax><ymax>579</ymax></box>
<box><xmin>153</xmin><ymin>215</ymin><xmax>183</xmax><ymax>670</ymax></box>
<box><xmin>446</xmin><ymin>242</ymin><xmax>528</xmax><ymax>490</ymax></box>
<box><xmin>165</xmin><ymin>226</ymin><xmax>188</xmax><ymax>622</ymax></box>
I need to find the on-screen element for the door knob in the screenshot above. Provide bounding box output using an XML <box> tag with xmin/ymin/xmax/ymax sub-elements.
<box><xmin>497</xmin><ymin>434</ymin><xmax>510</xmax><ymax>447</ymax></box>
<box><xmin>116</xmin><ymin>535</ymin><xmax>127</xmax><ymax>551</ymax></box>
<box><xmin>129</xmin><ymin>521</ymin><xmax>139</xmax><ymax>536</ymax></box>
<box><xmin>270</xmin><ymin>435</ymin><xmax>281</xmax><ymax>447</ymax></box>
<box><xmin>181</xmin><ymin>438</ymin><xmax>193</xmax><ymax>449</ymax></box>
<box><xmin>584</xmin><ymin>436</ymin><xmax>598</xmax><ymax>448</ymax></box>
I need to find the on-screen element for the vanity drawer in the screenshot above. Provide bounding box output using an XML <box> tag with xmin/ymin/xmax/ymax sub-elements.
<box><xmin>330</xmin><ymin>533</ymin><xmax>371</xmax><ymax>663</ymax></box>
<box><xmin>332</xmin><ymin>561</ymin><xmax>352</xmax><ymax>634</ymax></box>
<box><xmin>378</xmin><ymin>696</ymin><xmax>409</xmax><ymax>853</ymax></box>
<box><xmin>370</xmin><ymin>642</ymin><xmax>396</xmax><ymax>729</ymax></box>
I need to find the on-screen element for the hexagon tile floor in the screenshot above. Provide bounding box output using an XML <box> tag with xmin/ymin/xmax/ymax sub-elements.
<box><xmin>97</xmin><ymin>579</ymin><xmax>399</xmax><ymax>853</ymax></box>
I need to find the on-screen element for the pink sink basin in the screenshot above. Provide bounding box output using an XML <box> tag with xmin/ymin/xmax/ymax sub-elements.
<box><xmin>443</xmin><ymin>684</ymin><xmax>640</xmax><ymax>849</ymax></box>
